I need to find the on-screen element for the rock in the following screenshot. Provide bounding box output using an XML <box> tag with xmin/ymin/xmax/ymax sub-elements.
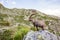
<box><xmin>23</xmin><ymin>30</ymin><xmax>60</xmax><ymax>40</ymax></box>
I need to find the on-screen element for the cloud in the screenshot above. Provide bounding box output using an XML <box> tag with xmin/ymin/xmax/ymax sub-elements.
<box><xmin>0</xmin><ymin>1</ymin><xmax>3</xmax><ymax>4</ymax></box>
<box><xmin>5</xmin><ymin>0</ymin><xmax>16</xmax><ymax>5</ymax></box>
<box><xmin>37</xmin><ymin>0</ymin><xmax>60</xmax><ymax>17</ymax></box>
<box><xmin>12</xmin><ymin>1</ymin><xmax>16</xmax><ymax>5</ymax></box>
<box><xmin>40</xmin><ymin>9</ymin><xmax>60</xmax><ymax>17</ymax></box>
<box><xmin>5</xmin><ymin>0</ymin><xmax>9</xmax><ymax>3</ymax></box>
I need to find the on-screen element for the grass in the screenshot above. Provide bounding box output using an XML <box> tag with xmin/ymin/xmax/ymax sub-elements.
<box><xmin>0</xmin><ymin>25</ymin><xmax>31</xmax><ymax>40</ymax></box>
<box><xmin>0</xmin><ymin>29</ymin><xmax>13</xmax><ymax>40</ymax></box>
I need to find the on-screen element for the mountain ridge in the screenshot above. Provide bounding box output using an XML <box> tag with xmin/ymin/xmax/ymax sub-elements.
<box><xmin>0</xmin><ymin>3</ymin><xmax>60</xmax><ymax>33</ymax></box>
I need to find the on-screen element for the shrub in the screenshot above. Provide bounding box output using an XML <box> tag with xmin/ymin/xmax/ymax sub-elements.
<box><xmin>14</xmin><ymin>26</ymin><xmax>30</xmax><ymax>40</ymax></box>
<box><xmin>0</xmin><ymin>29</ymin><xmax>13</xmax><ymax>40</ymax></box>
<box><xmin>0</xmin><ymin>25</ymin><xmax>31</xmax><ymax>40</ymax></box>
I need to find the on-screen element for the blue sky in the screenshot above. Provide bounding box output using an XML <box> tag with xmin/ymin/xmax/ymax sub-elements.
<box><xmin>0</xmin><ymin>0</ymin><xmax>60</xmax><ymax>17</ymax></box>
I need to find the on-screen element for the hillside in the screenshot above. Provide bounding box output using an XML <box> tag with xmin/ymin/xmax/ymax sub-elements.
<box><xmin>0</xmin><ymin>3</ymin><xmax>60</xmax><ymax>30</ymax></box>
<box><xmin>0</xmin><ymin>3</ymin><xmax>60</xmax><ymax>40</ymax></box>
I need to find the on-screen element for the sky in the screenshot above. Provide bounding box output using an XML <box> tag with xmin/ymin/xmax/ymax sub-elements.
<box><xmin>0</xmin><ymin>0</ymin><xmax>60</xmax><ymax>17</ymax></box>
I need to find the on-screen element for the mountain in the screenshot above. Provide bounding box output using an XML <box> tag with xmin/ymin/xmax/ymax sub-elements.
<box><xmin>0</xmin><ymin>3</ymin><xmax>60</xmax><ymax>40</ymax></box>
<box><xmin>0</xmin><ymin>3</ymin><xmax>60</xmax><ymax>32</ymax></box>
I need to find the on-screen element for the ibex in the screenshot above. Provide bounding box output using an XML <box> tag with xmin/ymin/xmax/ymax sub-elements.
<box><xmin>29</xmin><ymin>11</ymin><xmax>46</xmax><ymax>31</ymax></box>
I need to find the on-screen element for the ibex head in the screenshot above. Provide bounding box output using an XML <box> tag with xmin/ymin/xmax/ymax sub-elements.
<box><xmin>29</xmin><ymin>13</ymin><xmax>35</xmax><ymax>22</ymax></box>
<box><xmin>29</xmin><ymin>10</ymin><xmax>36</xmax><ymax>20</ymax></box>
<box><xmin>28</xmin><ymin>10</ymin><xmax>36</xmax><ymax>21</ymax></box>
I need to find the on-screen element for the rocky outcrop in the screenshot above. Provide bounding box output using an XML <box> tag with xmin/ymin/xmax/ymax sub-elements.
<box><xmin>23</xmin><ymin>30</ymin><xmax>60</xmax><ymax>40</ymax></box>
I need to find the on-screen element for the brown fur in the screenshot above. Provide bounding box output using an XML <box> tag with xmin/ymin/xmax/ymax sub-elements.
<box><xmin>29</xmin><ymin>13</ymin><xmax>46</xmax><ymax>31</ymax></box>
